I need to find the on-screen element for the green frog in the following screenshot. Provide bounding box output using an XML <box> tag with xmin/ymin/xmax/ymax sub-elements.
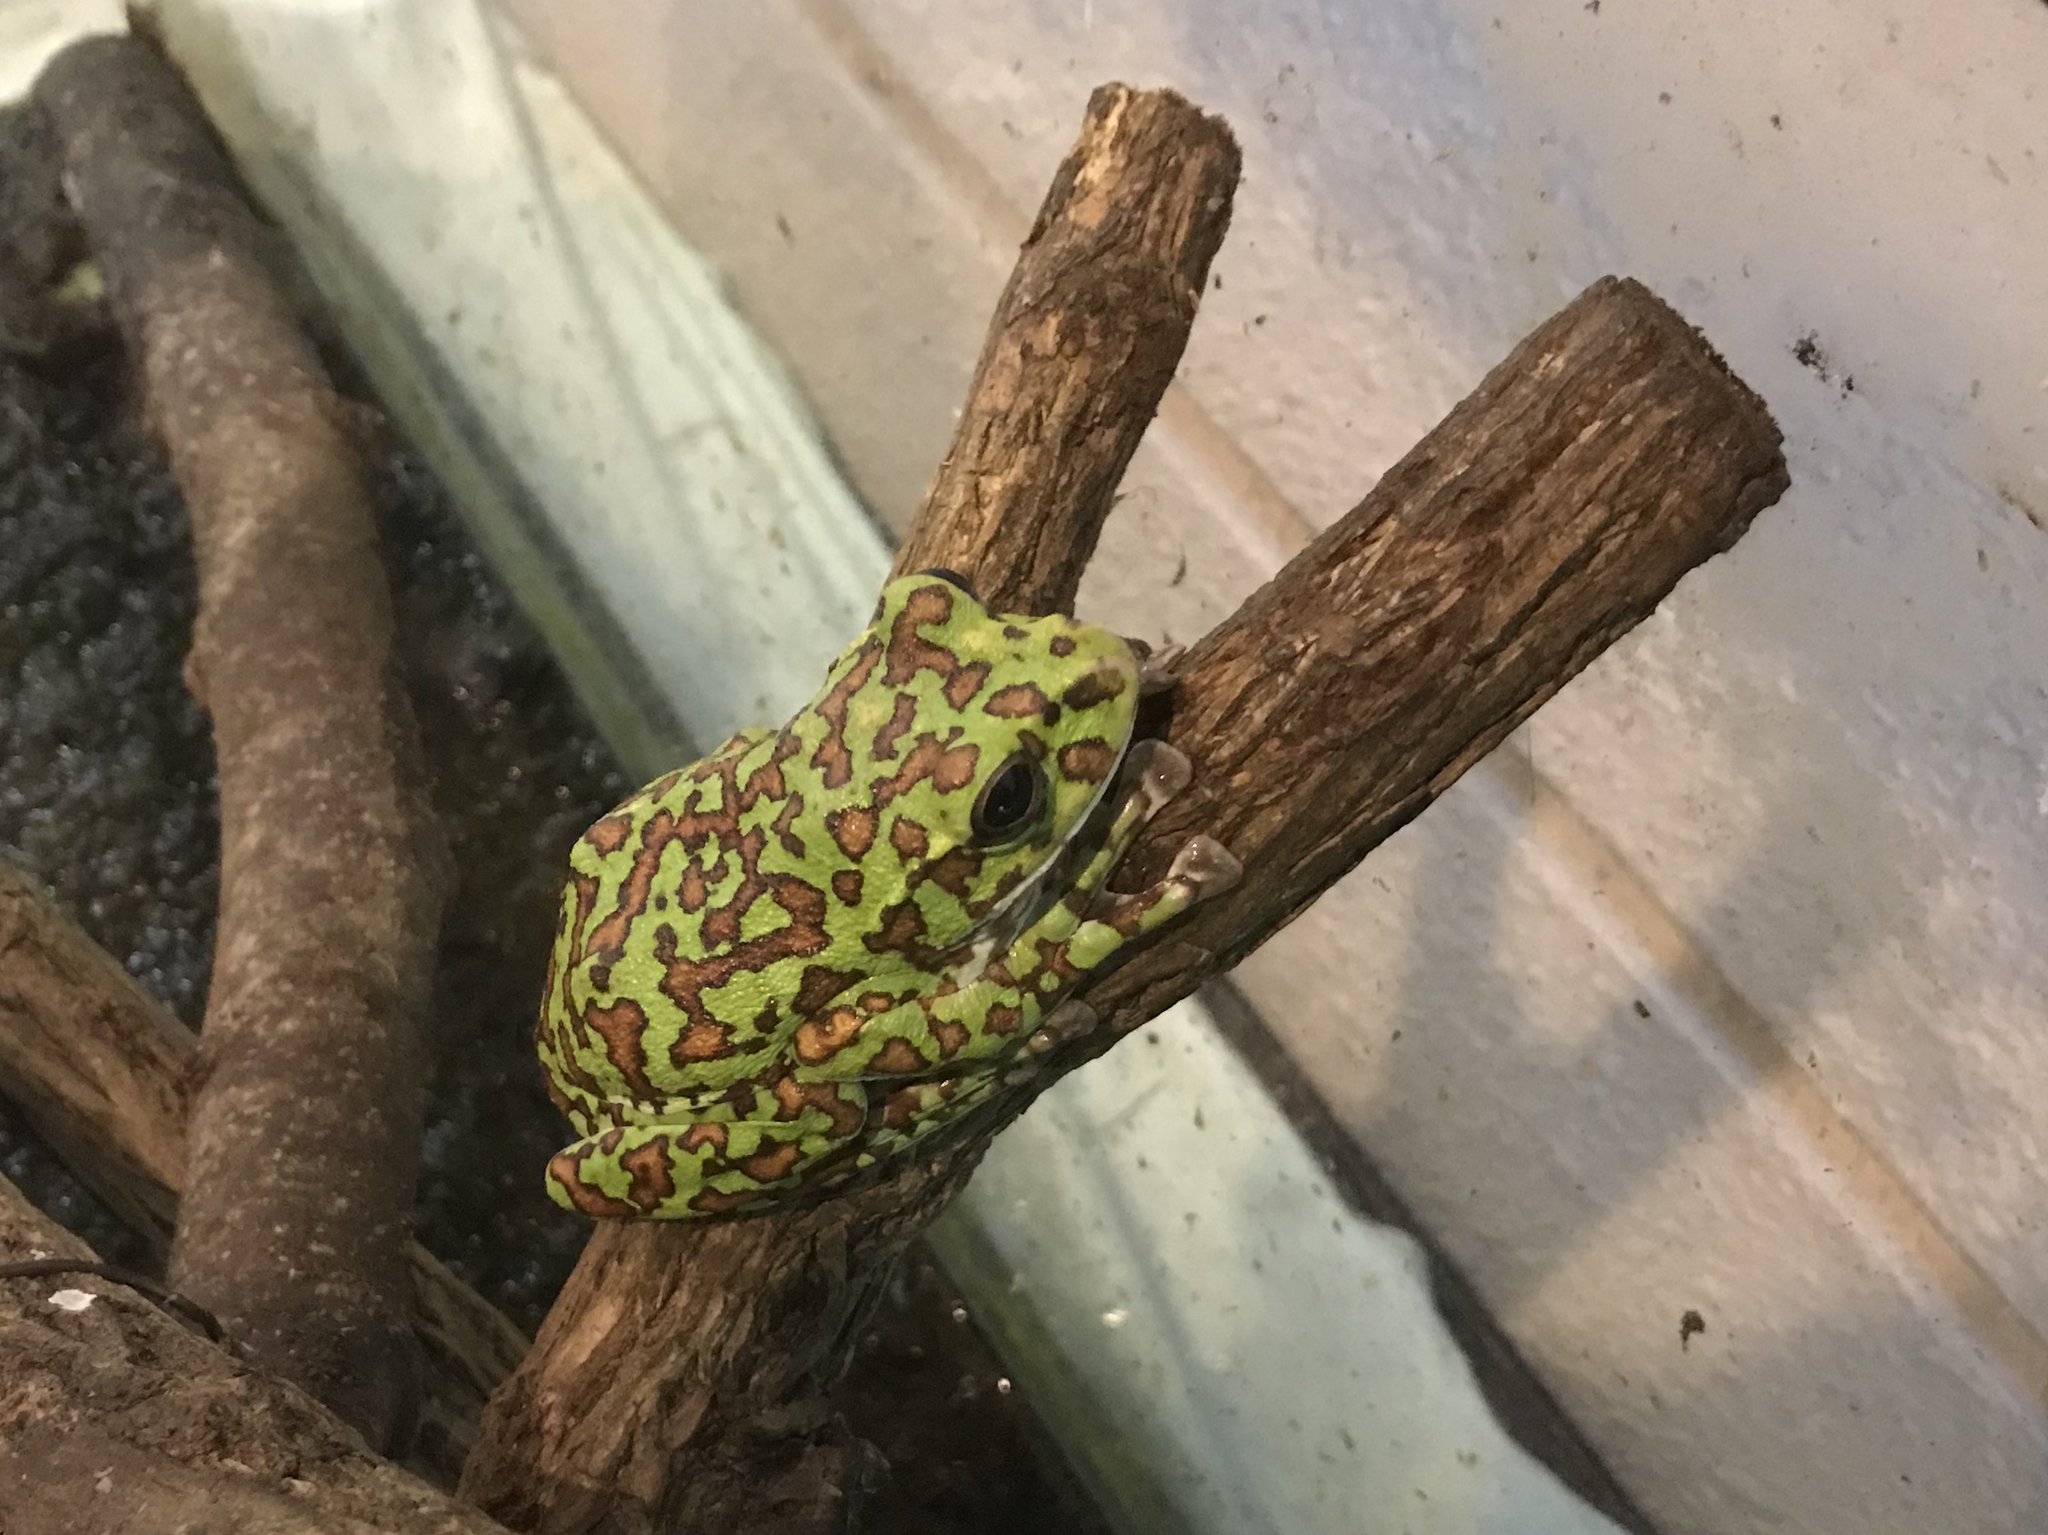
<box><xmin>537</xmin><ymin>571</ymin><xmax>1239</xmax><ymax>1218</ymax></box>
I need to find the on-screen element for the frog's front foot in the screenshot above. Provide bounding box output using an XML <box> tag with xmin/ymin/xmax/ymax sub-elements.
<box><xmin>1118</xmin><ymin>745</ymin><xmax>1243</xmax><ymax>901</ymax></box>
<box><xmin>1014</xmin><ymin>832</ymin><xmax>1240</xmax><ymax>1075</ymax></box>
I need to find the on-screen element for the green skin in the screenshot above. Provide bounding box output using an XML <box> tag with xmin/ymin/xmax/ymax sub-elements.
<box><xmin>538</xmin><ymin>572</ymin><xmax>1237</xmax><ymax>1219</ymax></box>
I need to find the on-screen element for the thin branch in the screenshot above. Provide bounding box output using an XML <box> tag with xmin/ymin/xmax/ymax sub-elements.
<box><xmin>893</xmin><ymin>84</ymin><xmax>1241</xmax><ymax>612</ymax></box>
<box><xmin>34</xmin><ymin>35</ymin><xmax>454</xmax><ymax>1451</ymax></box>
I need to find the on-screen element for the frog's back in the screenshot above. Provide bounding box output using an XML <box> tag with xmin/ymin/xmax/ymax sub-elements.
<box><xmin>538</xmin><ymin>725</ymin><xmax>840</xmax><ymax>1124</ymax></box>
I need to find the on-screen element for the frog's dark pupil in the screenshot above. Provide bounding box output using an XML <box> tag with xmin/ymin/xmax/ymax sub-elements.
<box><xmin>984</xmin><ymin>767</ymin><xmax>1033</xmax><ymax>825</ymax></box>
<box><xmin>973</xmin><ymin>758</ymin><xmax>1042</xmax><ymax>843</ymax></box>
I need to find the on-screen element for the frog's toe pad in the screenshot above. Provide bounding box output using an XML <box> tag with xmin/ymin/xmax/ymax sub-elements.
<box><xmin>1170</xmin><ymin>834</ymin><xmax>1243</xmax><ymax>897</ymax></box>
<box><xmin>1028</xmin><ymin>997</ymin><xmax>1101</xmax><ymax>1055</ymax></box>
<box><xmin>1125</xmin><ymin>738</ymin><xmax>1193</xmax><ymax>808</ymax></box>
<box><xmin>1136</xmin><ymin>644</ymin><xmax>1185</xmax><ymax>698</ymax></box>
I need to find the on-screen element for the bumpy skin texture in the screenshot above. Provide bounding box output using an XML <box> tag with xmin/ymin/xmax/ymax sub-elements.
<box><xmin>537</xmin><ymin>573</ymin><xmax>1233</xmax><ymax>1218</ymax></box>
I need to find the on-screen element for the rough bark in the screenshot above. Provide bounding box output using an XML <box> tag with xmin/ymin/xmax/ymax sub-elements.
<box><xmin>0</xmin><ymin>860</ymin><xmax>527</xmax><ymax>1488</ymax></box>
<box><xmin>0</xmin><ymin>1173</ymin><xmax>512</xmax><ymax>1535</ymax></box>
<box><xmin>891</xmin><ymin>84</ymin><xmax>1241</xmax><ymax>610</ymax></box>
<box><xmin>1070</xmin><ymin>275</ymin><xmax>1790</xmax><ymax>1039</ymax></box>
<box><xmin>33</xmin><ymin>35</ymin><xmax>455</xmax><ymax>1451</ymax></box>
<box><xmin>461</xmin><ymin>96</ymin><xmax>1787</xmax><ymax>1535</ymax></box>
<box><xmin>0</xmin><ymin>862</ymin><xmax>189</xmax><ymax>1246</ymax></box>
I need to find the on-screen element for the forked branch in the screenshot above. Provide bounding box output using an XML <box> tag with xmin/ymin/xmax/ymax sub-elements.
<box><xmin>461</xmin><ymin>83</ymin><xmax>1786</xmax><ymax>1535</ymax></box>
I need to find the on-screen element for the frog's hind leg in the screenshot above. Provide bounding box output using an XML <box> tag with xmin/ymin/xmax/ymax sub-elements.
<box><xmin>546</xmin><ymin>1124</ymin><xmax>715</xmax><ymax>1219</ymax></box>
<box><xmin>857</xmin><ymin>1067</ymin><xmax>1008</xmax><ymax>1167</ymax></box>
<box><xmin>544</xmin><ymin>1079</ymin><xmax>870</xmax><ymax>1219</ymax></box>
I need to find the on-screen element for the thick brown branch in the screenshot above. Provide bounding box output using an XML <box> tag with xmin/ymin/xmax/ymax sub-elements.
<box><xmin>34</xmin><ymin>36</ymin><xmax>454</xmax><ymax>1450</ymax></box>
<box><xmin>1070</xmin><ymin>275</ymin><xmax>1789</xmax><ymax>1040</ymax></box>
<box><xmin>0</xmin><ymin>1173</ymin><xmax>511</xmax><ymax>1535</ymax></box>
<box><xmin>0</xmin><ymin>858</ymin><xmax>527</xmax><ymax>1484</ymax></box>
<box><xmin>890</xmin><ymin>83</ymin><xmax>1239</xmax><ymax>612</ymax></box>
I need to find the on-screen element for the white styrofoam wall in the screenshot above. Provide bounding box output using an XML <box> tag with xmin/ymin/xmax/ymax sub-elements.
<box><xmin>498</xmin><ymin>2</ymin><xmax>2048</xmax><ymax>1532</ymax></box>
<box><xmin>0</xmin><ymin>0</ymin><xmax>118</xmax><ymax>96</ymax></box>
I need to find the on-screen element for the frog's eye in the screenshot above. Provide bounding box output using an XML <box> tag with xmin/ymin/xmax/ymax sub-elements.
<box><xmin>917</xmin><ymin>566</ymin><xmax>979</xmax><ymax>601</ymax></box>
<box><xmin>969</xmin><ymin>752</ymin><xmax>1047</xmax><ymax>847</ymax></box>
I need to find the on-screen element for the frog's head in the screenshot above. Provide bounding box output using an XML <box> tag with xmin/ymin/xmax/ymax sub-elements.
<box><xmin>801</xmin><ymin>570</ymin><xmax>1145</xmax><ymax>960</ymax></box>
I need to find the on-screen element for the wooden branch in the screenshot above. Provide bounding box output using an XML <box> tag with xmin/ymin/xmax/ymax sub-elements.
<box><xmin>34</xmin><ymin>36</ymin><xmax>455</xmax><ymax>1451</ymax></box>
<box><xmin>0</xmin><ymin>858</ymin><xmax>527</xmax><ymax>1485</ymax></box>
<box><xmin>0</xmin><ymin>864</ymin><xmax>189</xmax><ymax>1243</ymax></box>
<box><xmin>0</xmin><ymin>1173</ymin><xmax>513</xmax><ymax>1535</ymax></box>
<box><xmin>460</xmin><ymin>86</ymin><xmax>1241</xmax><ymax>1535</ymax></box>
<box><xmin>892</xmin><ymin>85</ymin><xmax>1241</xmax><ymax>613</ymax></box>
<box><xmin>1071</xmin><ymin>274</ymin><xmax>1790</xmax><ymax>1039</ymax></box>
